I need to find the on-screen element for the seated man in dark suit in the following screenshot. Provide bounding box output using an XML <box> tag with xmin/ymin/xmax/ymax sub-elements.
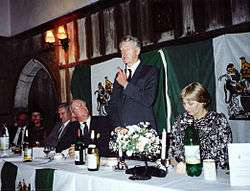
<box><xmin>45</xmin><ymin>103</ymin><xmax>74</xmax><ymax>152</ymax></box>
<box><xmin>9</xmin><ymin>111</ymin><xmax>28</xmax><ymax>148</ymax></box>
<box><xmin>65</xmin><ymin>99</ymin><xmax>114</xmax><ymax>157</ymax></box>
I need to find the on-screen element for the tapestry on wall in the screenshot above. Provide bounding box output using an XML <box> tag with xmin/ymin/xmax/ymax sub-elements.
<box><xmin>214</xmin><ymin>33</ymin><xmax>250</xmax><ymax>120</ymax></box>
<box><xmin>214</xmin><ymin>32</ymin><xmax>250</xmax><ymax>143</ymax></box>
<box><xmin>91</xmin><ymin>58</ymin><xmax>123</xmax><ymax>116</ymax></box>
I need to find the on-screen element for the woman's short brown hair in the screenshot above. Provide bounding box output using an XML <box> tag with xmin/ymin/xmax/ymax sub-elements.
<box><xmin>180</xmin><ymin>82</ymin><xmax>211</xmax><ymax>109</ymax></box>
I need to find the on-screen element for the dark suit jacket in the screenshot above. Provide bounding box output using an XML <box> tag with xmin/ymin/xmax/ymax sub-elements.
<box><xmin>56</xmin><ymin>116</ymin><xmax>114</xmax><ymax>157</ymax></box>
<box><xmin>107</xmin><ymin>62</ymin><xmax>159</xmax><ymax>130</ymax></box>
<box><xmin>9</xmin><ymin>125</ymin><xmax>18</xmax><ymax>144</ymax></box>
<box><xmin>45</xmin><ymin>121</ymin><xmax>72</xmax><ymax>149</ymax></box>
<box><xmin>9</xmin><ymin>125</ymin><xmax>28</xmax><ymax>145</ymax></box>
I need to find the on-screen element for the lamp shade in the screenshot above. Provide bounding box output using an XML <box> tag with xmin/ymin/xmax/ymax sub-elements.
<box><xmin>45</xmin><ymin>30</ymin><xmax>55</xmax><ymax>43</ymax></box>
<box><xmin>57</xmin><ymin>26</ymin><xmax>67</xmax><ymax>40</ymax></box>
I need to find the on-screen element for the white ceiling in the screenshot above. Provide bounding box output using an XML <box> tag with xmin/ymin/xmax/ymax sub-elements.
<box><xmin>0</xmin><ymin>0</ymin><xmax>98</xmax><ymax>37</ymax></box>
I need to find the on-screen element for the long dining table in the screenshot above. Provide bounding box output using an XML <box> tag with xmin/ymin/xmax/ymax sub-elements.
<box><xmin>0</xmin><ymin>155</ymin><xmax>250</xmax><ymax>191</ymax></box>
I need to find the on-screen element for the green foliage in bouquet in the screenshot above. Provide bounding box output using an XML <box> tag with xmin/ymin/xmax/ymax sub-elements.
<box><xmin>109</xmin><ymin>123</ymin><xmax>161</xmax><ymax>158</ymax></box>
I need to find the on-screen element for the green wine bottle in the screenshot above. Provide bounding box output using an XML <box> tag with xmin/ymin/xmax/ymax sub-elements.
<box><xmin>23</xmin><ymin>129</ymin><xmax>33</xmax><ymax>162</ymax></box>
<box><xmin>75</xmin><ymin>127</ymin><xmax>86</xmax><ymax>165</ymax></box>
<box><xmin>184</xmin><ymin>119</ymin><xmax>202</xmax><ymax>176</ymax></box>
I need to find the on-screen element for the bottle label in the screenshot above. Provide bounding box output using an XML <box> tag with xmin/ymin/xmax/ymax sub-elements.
<box><xmin>184</xmin><ymin>145</ymin><xmax>200</xmax><ymax>164</ymax></box>
<box><xmin>0</xmin><ymin>137</ymin><xmax>9</xmax><ymax>150</ymax></box>
<box><xmin>75</xmin><ymin>151</ymin><xmax>80</xmax><ymax>162</ymax></box>
<box><xmin>23</xmin><ymin>148</ymin><xmax>33</xmax><ymax>161</ymax></box>
<box><xmin>87</xmin><ymin>154</ymin><xmax>98</xmax><ymax>169</ymax></box>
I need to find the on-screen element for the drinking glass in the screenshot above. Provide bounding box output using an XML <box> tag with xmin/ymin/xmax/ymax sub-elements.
<box><xmin>43</xmin><ymin>146</ymin><xmax>51</xmax><ymax>158</ymax></box>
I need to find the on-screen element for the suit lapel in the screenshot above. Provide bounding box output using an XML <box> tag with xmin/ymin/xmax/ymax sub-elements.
<box><xmin>122</xmin><ymin>63</ymin><xmax>144</xmax><ymax>104</ymax></box>
<box><xmin>57</xmin><ymin>122</ymin><xmax>68</xmax><ymax>142</ymax></box>
<box><xmin>129</xmin><ymin>63</ymin><xmax>143</xmax><ymax>83</ymax></box>
<box><xmin>89</xmin><ymin>118</ymin><xmax>94</xmax><ymax>134</ymax></box>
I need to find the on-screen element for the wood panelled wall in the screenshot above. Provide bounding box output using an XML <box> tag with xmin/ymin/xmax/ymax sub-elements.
<box><xmin>12</xmin><ymin>0</ymin><xmax>250</xmax><ymax>66</ymax></box>
<box><xmin>47</xmin><ymin>0</ymin><xmax>250</xmax><ymax>67</ymax></box>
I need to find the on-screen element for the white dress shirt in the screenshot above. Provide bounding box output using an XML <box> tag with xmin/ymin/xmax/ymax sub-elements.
<box><xmin>13</xmin><ymin>126</ymin><xmax>26</xmax><ymax>145</ymax></box>
<box><xmin>127</xmin><ymin>59</ymin><xmax>140</xmax><ymax>78</ymax></box>
<box><xmin>124</xmin><ymin>59</ymin><xmax>140</xmax><ymax>89</ymax></box>
<box><xmin>79</xmin><ymin>116</ymin><xmax>91</xmax><ymax>135</ymax></box>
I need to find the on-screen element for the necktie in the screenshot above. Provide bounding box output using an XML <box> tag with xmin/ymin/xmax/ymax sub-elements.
<box><xmin>83</xmin><ymin>122</ymin><xmax>88</xmax><ymax>136</ymax></box>
<box><xmin>127</xmin><ymin>69</ymin><xmax>132</xmax><ymax>82</ymax></box>
<box><xmin>17</xmin><ymin>128</ymin><xmax>23</xmax><ymax>146</ymax></box>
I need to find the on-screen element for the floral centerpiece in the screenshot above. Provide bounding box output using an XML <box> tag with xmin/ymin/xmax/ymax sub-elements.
<box><xmin>109</xmin><ymin>122</ymin><xmax>161</xmax><ymax>159</ymax></box>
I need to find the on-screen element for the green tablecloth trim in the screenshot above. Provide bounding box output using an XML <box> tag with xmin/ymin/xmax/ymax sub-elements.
<box><xmin>35</xmin><ymin>168</ymin><xmax>55</xmax><ymax>191</ymax></box>
<box><xmin>1</xmin><ymin>161</ymin><xmax>18</xmax><ymax>191</ymax></box>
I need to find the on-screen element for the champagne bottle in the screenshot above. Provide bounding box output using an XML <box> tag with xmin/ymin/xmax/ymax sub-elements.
<box><xmin>184</xmin><ymin>119</ymin><xmax>202</xmax><ymax>176</ymax></box>
<box><xmin>75</xmin><ymin>127</ymin><xmax>86</xmax><ymax>165</ymax></box>
<box><xmin>87</xmin><ymin>130</ymin><xmax>100</xmax><ymax>171</ymax></box>
<box><xmin>23</xmin><ymin>129</ymin><xmax>33</xmax><ymax>162</ymax></box>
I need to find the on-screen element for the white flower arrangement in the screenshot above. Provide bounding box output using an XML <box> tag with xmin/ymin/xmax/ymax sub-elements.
<box><xmin>109</xmin><ymin>123</ymin><xmax>161</xmax><ymax>158</ymax></box>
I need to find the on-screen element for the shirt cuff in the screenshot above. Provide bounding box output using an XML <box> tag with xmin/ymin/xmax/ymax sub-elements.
<box><xmin>123</xmin><ymin>82</ymin><xmax>129</xmax><ymax>89</ymax></box>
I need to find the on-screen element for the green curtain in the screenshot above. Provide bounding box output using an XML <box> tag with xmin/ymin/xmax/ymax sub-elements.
<box><xmin>71</xmin><ymin>64</ymin><xmax>92</xmax><ymax>113</ymax></box>
<box><xmin>141</xmin><ymin>50</ymin><xmax>167</xmax><ymax>133</ymax></box>
<box><xmin>163</xmin><ymin>39</ymin><xmax>215</xmax><ymax>122</ymax></box>
<box><xmin>1</xmin><ymin>162</ymin><xmax>17</xmax><ymax>191</ymax></box>
<box><xmin>35</xmin><ymin>168</ymin><xmax>55</xmax><ymax>191</ymax></box>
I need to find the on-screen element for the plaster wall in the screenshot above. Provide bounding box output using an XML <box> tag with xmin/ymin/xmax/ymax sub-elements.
<box><xmin>8</xmin><ymin>0</ymin><xmax>98</xmax><ymax>36</ymax></box>
<box><xmin>0</xmin><ymin>0</ymin><xmax>11</xmax><ymax>36</ymax></box>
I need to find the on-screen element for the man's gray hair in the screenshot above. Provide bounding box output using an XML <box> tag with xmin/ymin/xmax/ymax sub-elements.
<box><xmin>70</xmin><ymin>99</ymin><xmax>87</xmax><ymax>112</ymax></box>
<box><xmin>119</xmin><ymin>35</ymin><xmax>141</xmax><ymax>49</ymax></box>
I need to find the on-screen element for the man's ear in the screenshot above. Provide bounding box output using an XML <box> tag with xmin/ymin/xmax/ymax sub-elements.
<box><xmin>136</xmin><ymin>48</ymin><xmax>141</xmax><ymax>56</ymax></box>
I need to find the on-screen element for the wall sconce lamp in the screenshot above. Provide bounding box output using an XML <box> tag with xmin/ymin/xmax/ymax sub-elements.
<box><xmin>45</xmin><ymin>26</ymin><xmax>69</xmax><ymax>51</ymax></box>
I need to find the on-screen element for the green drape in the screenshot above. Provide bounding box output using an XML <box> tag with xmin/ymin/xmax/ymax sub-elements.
<box><xmin>35</xmin><ymin>168</ymin><xmax>55</xmax><ymax>191</ymax></box>
<box><xmin>1</xmin><ymin>162</ymin><xmax>17</xmax><ymax>191</ymax></box>
<box><xmin>163</xmin><ymin>39</ymin><xmax>215</xmax><ymax>122</ymax></box>
<box><xmin>141</xmin><ymin>50</ymin><xmax>167</xmax><ymax>133</ymax></box>
<box><xmin>71</xmin><ymin>64</ymin><xmax>92</xmax><ymax>113</ymax></box>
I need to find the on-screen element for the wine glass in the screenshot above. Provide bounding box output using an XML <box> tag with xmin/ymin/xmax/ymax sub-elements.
<box><xmin>49</xmin><ymin>146</ymin><xmax>56</xmax><ymax>158</ymax></box>
<box><xmin>43</xmin><ymin>146</ymin><xmax>51</xmax><ymax>158</ymax></box>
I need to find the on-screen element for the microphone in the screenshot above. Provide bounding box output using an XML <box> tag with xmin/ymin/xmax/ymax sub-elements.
<box><xmin>124</xmin><ymin>64</ymin><xmax>128</xmax><ymax>75</ymax></box>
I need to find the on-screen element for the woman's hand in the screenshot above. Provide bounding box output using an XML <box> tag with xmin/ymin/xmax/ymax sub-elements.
<box><xmin>176</xmin><ymin>161</ymin><xmax>186</xmax><ymax>174</ymax></box>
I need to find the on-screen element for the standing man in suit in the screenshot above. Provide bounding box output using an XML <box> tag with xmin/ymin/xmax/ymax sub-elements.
<box><xmin>68</xmin><ymin>99</ymin><xmax>113</xmax><ymax>157</ymax></box>
<box><xmin>45</xmin><ymin>103</ymin><xmax>73</xmax><ymax>152</ymax></box>
<box><xmin>107</xmin><ymin>35</ymin><xmax>159</xmax><ymax>132</ymax></box>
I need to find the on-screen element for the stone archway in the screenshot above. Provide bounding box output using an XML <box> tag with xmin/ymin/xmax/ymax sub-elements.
<box><xmin>14</xmin><ymin>59</ymin><xmax>58</xmax><ymax>132</ymax></box>
<box><xmin>14</xmin><ymin>59</ymin><xmax>51</xmax><ymax>109</ymax></box>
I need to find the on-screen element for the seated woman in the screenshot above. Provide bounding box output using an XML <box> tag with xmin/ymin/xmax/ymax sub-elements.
<box><xmin>29</xmin><ymin>111</ymin><xmax>47</xmax><ymax>147</ymax></box>
<box><xmin>169</xmin><ymin>82</ymin><xmax>233</xmax><ymax>169</ymax></box>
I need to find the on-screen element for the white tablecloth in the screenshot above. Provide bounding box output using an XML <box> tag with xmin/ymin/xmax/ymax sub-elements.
<box><xmin>1</xmin><ymin>156</ymin><xmax>250</xmax><ymax>191</ymax></box>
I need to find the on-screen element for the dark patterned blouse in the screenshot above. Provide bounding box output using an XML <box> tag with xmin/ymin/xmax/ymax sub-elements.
<box><xmin>169</xmin><ymin>111</ymin><xmax>233</xmax><ymax>169</ymax></box>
